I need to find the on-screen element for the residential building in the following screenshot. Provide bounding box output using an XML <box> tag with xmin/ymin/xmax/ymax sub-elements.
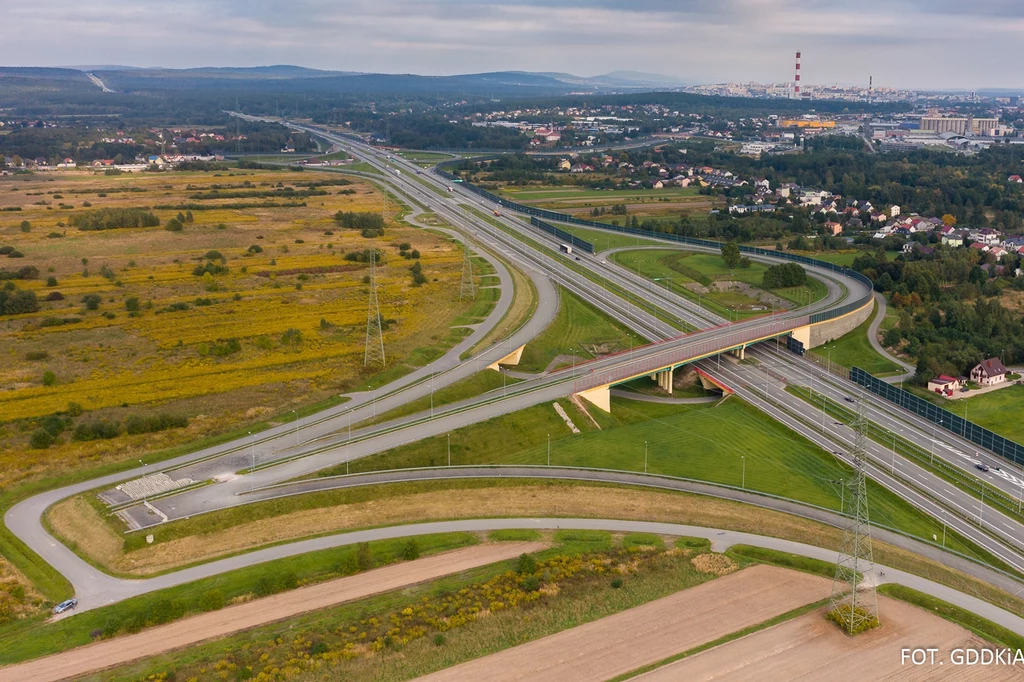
<box><xmin>927</xmin><ymin>375</ymin><xmax>962</xmax><ymax>395</ymax></box>
<box><xmin>971</xmin><ymin>358</ymin><xmax>1008</xmax><ymax>386</ymax></box>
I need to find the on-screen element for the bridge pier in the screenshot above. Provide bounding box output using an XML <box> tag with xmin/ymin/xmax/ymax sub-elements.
<box><xmin>730</xmin><ymin>346</ymin><xmax>746</xmax><ymax>360</ymax></box>
<box><xmin>650</xmin><ymin>367</ymin><xmax>674</xmax><ymax>394</ymax></box>
<box><xmin>487</xmin><ymin>344</ymin><xmax>526</xmax><ymax>371</ymax></box>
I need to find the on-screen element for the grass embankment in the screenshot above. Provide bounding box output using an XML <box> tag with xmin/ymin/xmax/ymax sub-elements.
<box><xmin>0</xmin><ymin>532</ymin><xmax>480</xmax><ymax>665</ymax></box>
<box><xmin>944</xmin><ymin>384</ymin><xmax>1024</xmax><ymax>446</ymax></box>
<box><xmin>357</xmin><ymin>370</ymin><xmax>521</xmax><ymax>428</ymax></box>
<box><xmin>611</xmin><ymin>249</ymin><xmax>828</xmax><ymax>320</ymax></box>
<box><xmin>464</xmin><ymin>247</ymin><xmax>539</xmax><ymax>359</ymax></box>
<box><xmin>811</xmin><ymin>302</ymin><xmax>905</xmax><ymax>376</ymax></box>
<box><xmin>517</xmin><ymin>286</ymin><xmax>646</xmax><ymax>373</ymax></box>
<box><xmin>68</xmin><ymin>532</ymin><xmax>726</xmax><ymax>682</ymax></box>
<box><xmin>550</xmin><ymin>223</ymin><xmax>665</xmax><ymax>252</ymax></box>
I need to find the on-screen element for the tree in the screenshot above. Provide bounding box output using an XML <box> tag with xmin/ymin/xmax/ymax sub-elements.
<box><xmin>164</xmin><ymin>218</ymin><xmax>183</xmax><ymax>232</ymax></box>
<box><xmin>19</xmin><ymin>221</ymin><xmax>30</xmax><ymax>233</ymax></box>
<box><xmin>400</xmin><ymin>539</ymin><xmax>420</xmax><ymax>560</ymax></box>
<box><xmin>942</xmin><ymin>214</ymin><xmax>957</xmax><ymax>227</ymax></box>
<box><xmin>356</xmin><ymin>542</ymin><xmax>373</xmax><ymax>571</ymax></box>
<box><xmin>721</xmin><ymin>241</ymin><xmax>741</xmax><ymax>269</ymax></box>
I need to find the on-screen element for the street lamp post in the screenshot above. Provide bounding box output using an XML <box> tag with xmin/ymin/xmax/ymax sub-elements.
<box><xmin>942</xmin><ymin>510</ymin><xmax>947</xmax><ymax>547</ymax></box>
<box><xmin>840</xmin><ymin>478</ymin><xmax>845</xmax><ymax>515</ymax></box>
<box><xmin>430</xmin><ymin>371</ymin><xmax>434</xmax><ymax>418</ymax></box>
<box><xmin>644</xmin><ymin>440</ymin><xmax>648</xmax><ymax>474</ymax></box>
<box><xmin>929</xmin><ymin>420</ymin><xmax>943</xmax><ymax>465</ymax></box>
<box><xmin>891</xmin><ymin>431</ymin><xmax>898</xmax><ymax>475</ymax></box>
<box><xmin>448</xmin><ymin>433</ymin><xmax>451</xmax><ymax>467</ymax></box>
<box><xmin>249</xmin><ymin>431</ymin><xmax>255</xmax><ymax>494</ymax></box>
<box><xmin>741</xmin><ymin>455</ymin><xmax>746</xmax><ymax>489</ymax></box>
<box><xmin>547</xmin><ymin>433</ymin><xmax>551</xmax><ymax>466</ymax></box>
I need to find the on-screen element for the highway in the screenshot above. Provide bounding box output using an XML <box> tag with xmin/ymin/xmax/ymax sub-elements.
<box><xmin>7</xmin><ymin>120</ymin><xmax>1024</xmax><ymax>623</ymax></box>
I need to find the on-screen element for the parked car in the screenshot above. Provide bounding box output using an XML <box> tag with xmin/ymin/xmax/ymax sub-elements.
<box><xmin>53</xmin><ymin>598</ymin><xmax>77</xmax><ymax>614</ymax></box>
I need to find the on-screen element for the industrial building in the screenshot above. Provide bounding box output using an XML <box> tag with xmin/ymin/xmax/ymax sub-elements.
<box><xmin>919</xmin><ymin>116</ymin><xmax>999</xmax><ymax>136</ymax></box>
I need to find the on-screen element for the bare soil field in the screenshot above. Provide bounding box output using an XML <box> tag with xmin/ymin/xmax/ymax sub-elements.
<box><xmin>0</xmin><ymin>542</ymin><xmax>546</xmax><ymax>682</ymax></box>
<box><xmin>415</xmin><ymin>564</ymin><xmax>830</xmax><ymax>682</ymax></box>
<box><xmin>637</xmin><ymin>596</ymin><xmax>1023</xmax><ymax>681</ymax></box>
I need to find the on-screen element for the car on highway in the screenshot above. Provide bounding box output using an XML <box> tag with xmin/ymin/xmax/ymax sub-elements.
<box><xmin>54</xmin><ymin>598</ymin><xmax>77</xmax><ymax>614</ymax></box>
<box><xmin>844</xmin><ymin>397</ymin><xmax>855</xmax><ymax>403</ymax></box>
<box><xmin>976</xmin><ymin>463</ymin><xmax>990</xmax><ymax>472</ymax></box>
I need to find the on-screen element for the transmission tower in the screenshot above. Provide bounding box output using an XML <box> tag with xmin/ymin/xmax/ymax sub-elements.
<box><xmin>829</xmin><ymin>402</ymin><xmax>879</xmax><ymax>634</ymax></box>
<box><xmin>459</xmin><ymin>236</ymin><xmax>475</xmax><ymax>301</ymax></box>
<box><xmin>364</xmin><ymin>252</ymin><xmax>386</xmax><ymax>368</ymax></box>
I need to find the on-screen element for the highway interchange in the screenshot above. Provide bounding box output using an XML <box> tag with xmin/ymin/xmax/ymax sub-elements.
<box><xmin>7</xmin><ymin>123</ymin><xmax>1024</xmax><ymax>625</ymax></box>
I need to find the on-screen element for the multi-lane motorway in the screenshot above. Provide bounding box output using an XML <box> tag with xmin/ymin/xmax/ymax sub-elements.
<box><xmin>8</xmin><ymin>121</ymin><xmax>1024</xmax><ymax>616</ymax></box>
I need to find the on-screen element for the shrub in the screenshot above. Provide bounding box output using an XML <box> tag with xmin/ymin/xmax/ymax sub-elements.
<box><xmin>47</xmin><ymin>232</ymin><xmax>63</xmax><ymax>238</ymax></box>
<box><xmin>517</xmin><ymin>553</ymin><xmax>538</xmax><ymax>575</ymax></box>
<box><xmin>247</xmin><ymin>244</ymin><xmax>263</xmax><ymax>254</ymax></box>
<box><xmin>72</xmin><ymin>420</ymin><xmax>120</xmax><ymax>441</ymax></box>
<box><xmin>71</xmin><ymin>207</ymin><xmax>159</xmax><ymax>231</ymax></box>
<box><xmin>611</xmin><ymin>577</ymin><xmax>623</xmax><ymax>589</ymax></box>
<box><xmin>67</xmin><ymin>402</ymin><xmax>83</xmax><ymax>417</ymax></box>
<box><xmin>125</xmin><ymin>297</ymin><xmax>140</xmax><ymax>312</ymax></box>
<box><xmin>19</xmin><ymin>220</ymin><xmax>30</xmax><ymax>233</ymax></box>
<box><xmin>42</xmin><ymin>370</ymin><xmax>56</xmax><ymax>387</ymax></box>
<box><xmin>7</xmin><ymin>250</ymin><xmax>23</xmax><ymax>259</ymax></box>
<box><xmin>46</xmin><ymin>276</ymin><xmax>57</xmax><ymax>287</ymax></box>
<box><xmin>192</xmin><ymin>261</ymin><xmax>228</xmax><ymax>277</ymax></box>
<box><xmin>255</xmin><ymin>576</ymin><xmax>278</xmax><ymax>597</ymax></box>
<box><xmin>433</xmin><ymin>633</ymin><xmax>446</xmax><ymax>647</ymax></box>
<box><xmin>164</xmin><ymin>218</ymin><xmax>183</xmax><ymax>232</ymax></box>
<box><xmin>356</xmin><ymin>542</ymin><xmax>373</xmax><ymax>571</ymax></box>
<box><xmin>0</xmin><ymin>247</ymin><xmax>11</xmax><ymax>255</ymax></box>
<box><xmin>762</xmin><ymin>262</ymin><xmax>807</xmax><ymax>289</ymax></box>
<box><xmin>45</xmin><ymin>291</ymin><xmax>64</xmax><ymax>301</ymax></box>
<box><xmin>29</xmin><ymin>429</ymin><xmax>54</xmax><ymax>449</ymax></box>
<box><xmin>400</xmin><ymin>539</ymin><xmax>420</xmax><ymax>561</ymax></box>
<box><xmin>280</xmin><ymin>328</ymin><xmax>303</xmax><ymax>345</ymax></box>
<box><xmin>0</xmin><ymin>288</ymin><xmax>38</xmax><ymax>315</ymax></box>
<box><xmin>25</xmin><ymin>350</ymin><xmax>48</xmax><ymax>361</ymax></box>
<box><xmin>198</xmin><ymin>589</ymin><xmax>225</xmax><ymax>612</ymax></box>
<box><xmin>81</xmin><ymin>294</ymin><xmax>101</xmax><ymax>310</ymax></box>
<box><xmin>203</xmin><ymin>250</ymin><xmax>224</xmax><ymax>261</ymax></box>
<box><xmin>124</xmin><ymin>413</ymin><xmax>188</xmax><ymax>435</ymax></box>
<box><xmin>522</xmin><ymin>575</ymin><xmax>540</xmax><ymax>592</ymax></box>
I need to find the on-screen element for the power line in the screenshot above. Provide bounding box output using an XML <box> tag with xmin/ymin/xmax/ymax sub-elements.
<box><xmin>364</xmin><ymin>252</ymin><xmax>386</xmax><ymax>368</ymax></box>
<box><xmin>828</xmin><ymin>401</ymin><xmax>880</xmax><ymax>635</ymax></box>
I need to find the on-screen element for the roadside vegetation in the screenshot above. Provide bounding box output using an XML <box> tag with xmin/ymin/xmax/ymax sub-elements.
<box><xmin>810</xmin><ymin>303</ymin><xmax>906</xmax><ymax>377</ymax></box>
<box><xmin>517</xmin><ymin>286</ymin><xmax>644</xmax><ymax>373</ymax></box>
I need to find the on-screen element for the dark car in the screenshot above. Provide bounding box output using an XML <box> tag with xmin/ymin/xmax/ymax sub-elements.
<box><xmin>53</xmin><ymin>598</ymin><xmax>78</xmax><ymax>614</ymax></box>
<box><xmin>844</xmin><ymin>397</ymin><xmax>855</xmax><ymax>403</ymax></box>
<box><xmin>976</xmin><ymin>463</ymin><xmax>990</xmax><ymax>472</ymax></box>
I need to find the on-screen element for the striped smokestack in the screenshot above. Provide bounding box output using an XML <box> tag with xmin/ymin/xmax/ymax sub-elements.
<box><xmin>794</xmin><ymin>51</ymin><xmax>801</xmax><ymax>98</ymax></box>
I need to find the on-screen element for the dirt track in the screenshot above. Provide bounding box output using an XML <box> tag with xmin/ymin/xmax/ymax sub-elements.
<box><xmin>637</xmin><ymin>595</ymin><xmax>1024</xmax><ymax>680</ymax></box>
<box><xmin>0</xmin><ymin>542</ymin><xmax>546</xmax><ymax>682</ymax></box>
<box><xmin>415</xmin><ymin>564</ymin><xmax>830</xmax><ymax>682</ymax></box>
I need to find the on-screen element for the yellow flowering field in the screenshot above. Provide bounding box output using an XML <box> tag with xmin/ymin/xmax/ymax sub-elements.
<box><xmin>0</xmin><ymin>168</ymin><xmax>480</xmax><ymax>486</ymax></box>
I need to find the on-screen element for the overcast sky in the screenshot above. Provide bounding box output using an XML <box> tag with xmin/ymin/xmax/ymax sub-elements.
<box><xmin>5</xmin><ymin>0</ymin><xmax>1024</xmax><ymax>90</ymax></box>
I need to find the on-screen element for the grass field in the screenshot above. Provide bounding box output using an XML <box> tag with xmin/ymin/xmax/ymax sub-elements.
<box><xmin>497</xmin><ymin>184</ymin><xmax>722</xmax><ymax>221</ymax></box>
<box><xmin>946</xmin><ymin>384</ymin><xmax>1024</xmax><ymax>445</ymax></box>
<box><xmin>0</xmin><ymin>169</ymin><xmax>490</xmax><ymax>490</ymax></box>
<box><xmin>307</xmin><ymin>395</ymin><xmax>985</xmax><ymax>558</ymax></box>
<box><xmin>503</xmin><ymin>187</ymin><xmax>702</xmax><ymax>202</ymax></box>
<box><xmin>516</xmin><ymin>286</ymin><xmax>645</xmax><ymax>372</ymax></box>
<box><xmin>612</xmin><ymin>249</ymin><xmax>828</xmax><ymax>319</ymax></box>
<box><xmin>812</xmin><ymin>303</ymin><xmax>906</xmax><ymax>377</ymax></box>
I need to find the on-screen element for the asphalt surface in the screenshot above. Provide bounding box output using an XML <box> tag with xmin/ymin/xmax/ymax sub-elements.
<box><xmin>867</xmin><ymin>291</ymin><xmax>916</xmax><ymax>382</ymax></box>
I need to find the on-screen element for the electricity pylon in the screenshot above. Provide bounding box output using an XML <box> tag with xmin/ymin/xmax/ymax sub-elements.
<box><xmin>829</xmin><ymin>402</ymin><xmax>879</xmax><ymax>634</ymax></box>
<box><xmin>459</xmin><ymin>237</ymin><xmax>475</xmax><ymax>301</ymax></box>
<box><xmin>364</xmin><ymin>253</ymin><xmax>386</xmax><ymax>368</ymax></box>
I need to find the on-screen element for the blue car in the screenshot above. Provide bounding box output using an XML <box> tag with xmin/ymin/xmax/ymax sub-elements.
<box><xmin>53</xmin><ymin>598</ymin><xmax>77</xmax><ymax>614</ymax></box>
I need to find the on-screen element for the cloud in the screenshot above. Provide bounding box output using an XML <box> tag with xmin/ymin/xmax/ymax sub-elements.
<box><xmin>3</xmin><ymin>0</ymin><xmax>1023</xmax><ymax>89</ymax></box>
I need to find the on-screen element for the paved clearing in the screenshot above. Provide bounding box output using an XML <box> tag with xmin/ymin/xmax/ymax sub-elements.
<box><xmin>0</xmin><ymin>542</ymin><xmax>545</xmax><ymax>682</ymax></box>
<box><xmin>637</xmin><ymin>595</ymin><xmax>1024</xmax><ymax>681</ymax></box>
<box><xmin>415</xmin><ymin>564</ymin><xmax>829</xmax><ymax>682</ymax></box>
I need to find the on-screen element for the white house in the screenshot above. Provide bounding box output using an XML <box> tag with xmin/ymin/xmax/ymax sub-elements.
<box><xmin>970</xmin><ymin>358</ymin><xmax>1008</xmax><ymax>386</ymax></box>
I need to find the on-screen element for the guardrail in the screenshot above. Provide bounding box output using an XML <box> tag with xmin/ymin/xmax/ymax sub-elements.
<box><xmin>435</xmin><ymin>160</ymin><xmax>874</xmax><ymax>323</ymax></box>
<box><xmin>851</xmin><ymin>367</ymin><xmax>1024</xmax><ymax>467</ymax></box>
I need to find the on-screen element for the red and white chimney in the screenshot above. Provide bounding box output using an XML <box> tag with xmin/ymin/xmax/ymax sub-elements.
<box><xmin>794</xmin><ymin>51</ymin><xmax>801</xmax><ymax>98</ymax></box>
